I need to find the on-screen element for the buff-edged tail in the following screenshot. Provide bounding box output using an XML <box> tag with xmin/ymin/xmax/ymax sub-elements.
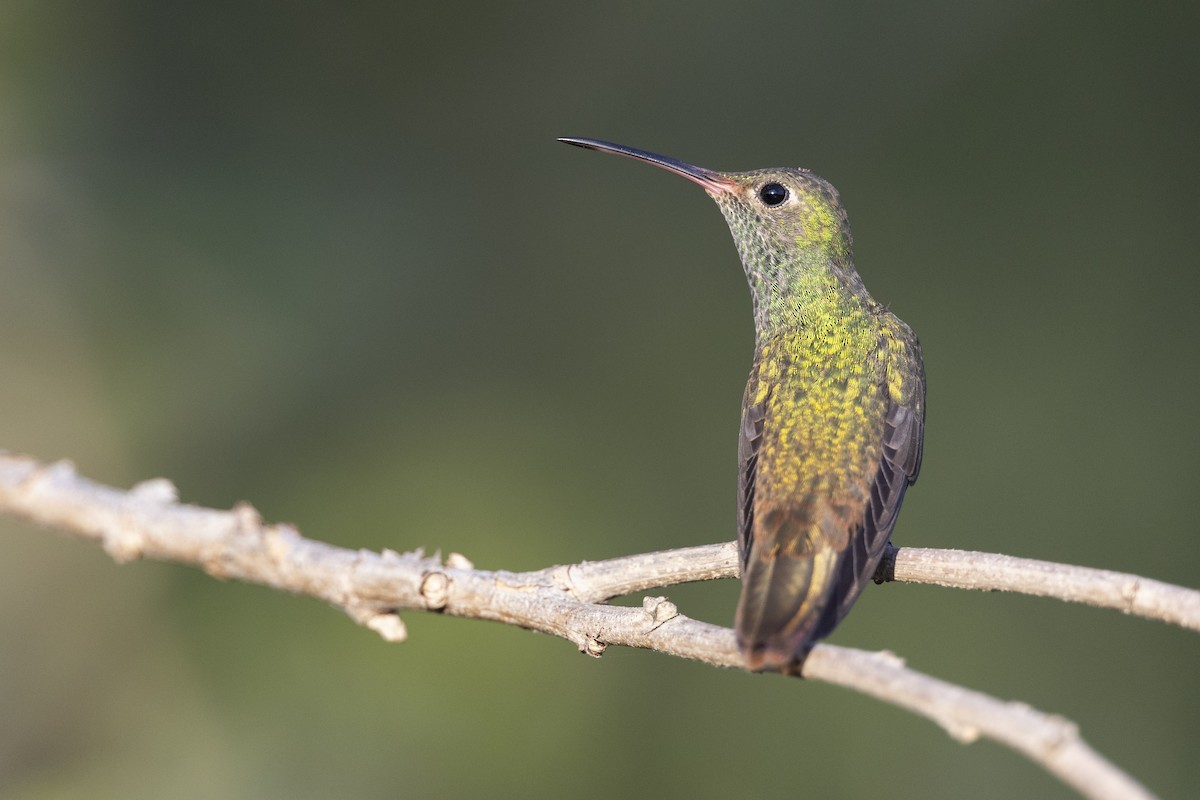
<box><xmin>735</xmin><ymin>544</ymin><xmax>842</xmax><ymax>673</ymax></box>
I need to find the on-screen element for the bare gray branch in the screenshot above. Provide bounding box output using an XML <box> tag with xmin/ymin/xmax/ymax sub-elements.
<box><xmin>0</xmin><ymin>452</ymin><xmax>1171</xmax><ymax>800</ymax></box>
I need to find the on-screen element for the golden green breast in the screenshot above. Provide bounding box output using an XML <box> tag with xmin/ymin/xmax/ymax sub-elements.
<box><xmin>749</xmin><ymin>318</ymin><xmax>887</xmax><ymax>511</ymax></box>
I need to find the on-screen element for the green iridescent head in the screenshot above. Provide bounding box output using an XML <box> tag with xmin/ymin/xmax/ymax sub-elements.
<box><xmin>559</xmin><ymin>138</ymin><xmax>859</xmax><ymax>329</ymax></box>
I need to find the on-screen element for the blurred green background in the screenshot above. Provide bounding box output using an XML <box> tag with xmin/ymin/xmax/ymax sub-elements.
<box><xmin>2</xmin><ymin>2</ymin><xmax>1197</xmax><ymax>798</ymax></box>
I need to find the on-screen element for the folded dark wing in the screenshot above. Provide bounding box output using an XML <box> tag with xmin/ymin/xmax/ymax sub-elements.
<box><xmin>827</xmin><ymin>337</ymin><xmax>925</xmax><ymax>627</ymax></box>
<box><xmin>736</xmin><ymin>382</ymin><xmax>769</xmax><ymax>570</ymax></box>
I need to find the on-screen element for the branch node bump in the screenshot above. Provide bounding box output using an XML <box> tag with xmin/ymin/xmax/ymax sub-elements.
<box><xmin>232</xmin><ymin>502</ymin><xmax>263</xmax><ymax>533</ymax></box>
<box><xmin>445</xmin><ymin>552</ymin><xmax>474</xmax><ymax>570</ymax></box>
<box><xmin>642</xmin><ymin>596</ymin><xmax>679</xmax><ymax>627</ymax></box>
<box><xmin>1015</xmin><ymin>704</ymin><xmax>1080</xmax><ymax>751</ymax></box>
<box><xmin>873</xmin><ymin>649</ymin><xmax>906</xmax><ymax>668</ymax></box>
<box><xmin>421</xmin><ymin>571</ymin><xmax>449</xmax><ymax>610</ymax></box>
<box><xmin>366</xmin><ymin>612</ymin><xmax>408</xmax><ymax>643</ymax></box>
<box><xmin>129</xmin><ymin>477</ymin><xmax>178</xmax><ymax>504</ymax></box>
<box><xmin>1120</xmin><ymin>578</ymin><xmax>1141</xmax><ymax>615</ymax></box>
<box><xmin>557</xmin><ymin>563</ymin><xmax>581</xmax><ymax>595</ymax></box>
<box><xmin>22</xmin><ymin>458</ymin><xmax>76</xmax><ymax>491</ymax></box>
<box><xmin>939</xmin><ymin>717</ymin><xmax>982</xmax><ymax>744</ymax></box>
<box><xmin>344</xmin><ymin>603</ymin><xmax>407</xmax><ymax>643</ymax></box>
<box><xmin>582</xmin><ymin>636</ymin><xmax>607</xmax><ymax>658</ymax></box>
<box><xmin>102</xmin><ymin>526</ymin><xmax>145</xmax><ymax>564</ymax></box>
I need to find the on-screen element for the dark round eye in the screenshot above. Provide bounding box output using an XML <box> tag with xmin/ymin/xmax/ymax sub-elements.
<box><xmin>759</xmin><ymin>182</ymin><xmax>788</xmax><ymax>206</ymax></box>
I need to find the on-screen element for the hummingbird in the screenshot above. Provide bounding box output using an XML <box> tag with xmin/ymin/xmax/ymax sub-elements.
<box><xmin>560</xmin><ymin>138</ymin><xmax>925</xmax><ymax>673</ymax></box>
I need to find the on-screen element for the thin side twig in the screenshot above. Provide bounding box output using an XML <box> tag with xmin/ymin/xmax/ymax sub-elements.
<box><xmin>878</xmin><ymin>546</ymin><xmax>1200</xmax><ymax>632</ymax></box>
<box><xmin>0</xmin><ymin>452</ymin><xmax>1166</xmax><ymax>800</ymax></box>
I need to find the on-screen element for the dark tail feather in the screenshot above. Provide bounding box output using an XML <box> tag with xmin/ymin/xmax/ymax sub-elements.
<box><xmin>735</xmin><ymin>546</ymin><xmax>840</xmax><ymax>672</ymax></box>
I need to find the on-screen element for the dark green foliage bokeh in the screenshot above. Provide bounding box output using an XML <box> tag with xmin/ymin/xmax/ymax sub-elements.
<box><xmin>2</xmin><ymin>3</ymin><xmax>1197</xmax><ymax>798</ymax></box>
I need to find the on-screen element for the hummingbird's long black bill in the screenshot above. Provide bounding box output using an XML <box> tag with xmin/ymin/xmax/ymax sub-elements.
<box><xmin>558</xmin><ymin>137</ymin><xmax>734</xmax><ymax>194</ymax></box>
